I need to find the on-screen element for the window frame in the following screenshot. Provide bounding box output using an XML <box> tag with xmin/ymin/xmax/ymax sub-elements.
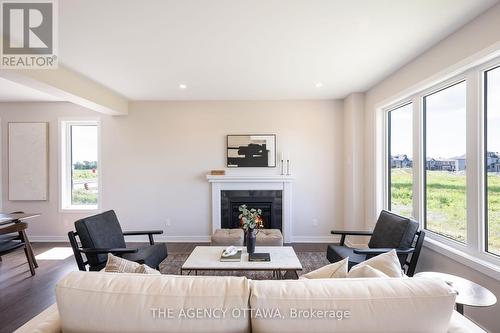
<box><xmin>386</xmin><ymin>101</ymin><xmax>413</xmax><ymax>215</ymax></box>
<box><xmin>382</xmin><ymin>58</ymin><xmax>500</xmax><ymax>273</ymax></box>
<box><xmin>59</xmin><ymin>118</ymin><xmax>101</xmax><ymax>212</ymax></box>
<box><xmin>422</xmin><ymin>79</ymin><xmax>467</xmax><ymax>244</ymax></box>
<box><xmin>484</xmin><ymin>64</ymin><xmax>500</xmax><ymax>257</ymax></box>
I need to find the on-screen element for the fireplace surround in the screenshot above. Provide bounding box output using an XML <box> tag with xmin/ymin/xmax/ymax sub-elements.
<box><xmin>207</xmin><ymin>175</ymin><xmax>294</xmax><ymax>243</ymax></box>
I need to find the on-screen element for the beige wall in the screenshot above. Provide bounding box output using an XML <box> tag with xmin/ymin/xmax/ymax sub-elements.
<box><xmin>0</xmin><ymin>100</ymin><xmax>344</xmax><ymax>242</ymax></box>
<box><xmin>362</xmin><ymin>3</ymin><xmax>500</xmax><ymax>331</ymax></box>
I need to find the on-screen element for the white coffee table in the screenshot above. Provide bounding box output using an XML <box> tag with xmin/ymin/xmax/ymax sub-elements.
<box><xmin>181</xmin><ymin>246</ymin><xmax>303</xmax><ymax>279</ymax></box>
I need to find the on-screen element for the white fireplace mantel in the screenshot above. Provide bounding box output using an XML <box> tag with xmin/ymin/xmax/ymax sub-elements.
<box><xmin>207</xmin><ymin>174</ymin><xmax>294</xmax><ymax>243</ymax></box>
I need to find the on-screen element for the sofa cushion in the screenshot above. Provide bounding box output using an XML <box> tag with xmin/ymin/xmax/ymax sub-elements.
<box><xmin>56</xmin><ymin>271</ymin><xmax>250</xmax><ymax>333</ymax></box>
<box><xmin>347</xmin><ymin>265</ymin><xmax>389</xmax><ymax>278</ymax></box>
<box><xmin>249</xmin><ymin>277</ymin><xmax>456</xmax><ymax>333</ymax></box>
<box><xmin>104</xmin><ymin>253</ymin><xmax>140</xmax><ymax>273</ymax></box>
<box><xmin>368</xmin><ymin>210</ymin><xmax>419</xmax><ymax>248</ymax></box>
<box><xmin>300</xmin><ymin>258</ymin><xmax>348</xmax><ymax>279</ymax></box>
<box><xmin>135</xmin><ymin>264</ymin><xmax>161</xmax><ymax>275</ymax></box>
<box><xmin>350</xmin><ymin>249</ymin><xmax>404</xmax><ymax>277</ymax></box>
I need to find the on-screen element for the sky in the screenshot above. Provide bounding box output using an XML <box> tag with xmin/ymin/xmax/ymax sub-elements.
<box><xmin>71</xmin><ymin>125</ymin><xmax>98</xmax><ymax>163</ymax></box>
<box><xmin>390</xmin><ymin>68</ymin><xmax>500</xmax><ymax>159</ymax></box>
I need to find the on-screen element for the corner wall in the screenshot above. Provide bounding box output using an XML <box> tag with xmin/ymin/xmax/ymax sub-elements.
<box><xmin>343</xmin><ymin>93</ymin><xmax>366</xmax><ymax>237</ymax></box>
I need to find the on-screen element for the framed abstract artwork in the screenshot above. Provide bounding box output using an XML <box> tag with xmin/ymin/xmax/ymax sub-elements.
<box><xmin>8</xmin><ymin>122</ymin><xmax>49</xmax><ymax>200</ymax></box>
<box><xmin>226</xmin><ymin>134</ymin><xmax>276</xmax><ymax>167</ymax></box>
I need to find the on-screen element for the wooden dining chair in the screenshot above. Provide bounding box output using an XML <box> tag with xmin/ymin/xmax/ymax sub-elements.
<box><xmin>0</xmin><ymin>222</ymin><xmax>37</xmax><ymax>275</ymax></box>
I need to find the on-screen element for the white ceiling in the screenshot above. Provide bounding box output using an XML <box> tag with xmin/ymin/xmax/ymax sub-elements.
<box><xmin>7</xmin><ymin>0</ymin><xmax>500</xmax><ymax>102</ymax></box>
<box><xmin>0</xmin><ymin>77</ymin><xmax>62</xmax><ymax>102</ymax></box>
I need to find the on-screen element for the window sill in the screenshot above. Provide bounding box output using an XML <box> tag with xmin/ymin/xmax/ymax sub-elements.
<box><xmin>60</xmin><ymin>206</ymin><xmax>98</xmax><ymax>214</ymax></box>
<box><xmin>424</xmin><ymin>237</ymin><xmax>500</xmax><ymax>281</ymax></box>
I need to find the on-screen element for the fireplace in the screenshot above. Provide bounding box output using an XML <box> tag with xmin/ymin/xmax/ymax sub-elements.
<box><xmin>221</xmin><ymin>190</ymin><xmax>282</xmax><ymax>230</ymax></box>
<box><xmin>207</xmin><ymin>174</ymin><xmax>294</xmax><ymax>243</ymax></box>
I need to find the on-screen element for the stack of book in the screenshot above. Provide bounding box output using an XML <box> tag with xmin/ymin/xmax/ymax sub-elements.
<box><xmin>220</xmin><ymin>250</ymin><xmax>242</xmax><ymax>262</ymax></box>
<box><xmin>248</xmin><ymin>253</ymin><xmax>271</xmax><ymax>262</ymax></box>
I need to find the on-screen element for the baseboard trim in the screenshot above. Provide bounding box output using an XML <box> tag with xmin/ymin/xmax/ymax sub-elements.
<box><xmin>29</xmin><ymin>235</ymin><xmax>346</xmax><ymax>244</ymax></box>
<box><xmin>29</xmin><ymin>236</ymin><xmax>68</xmax><ymax>242</ymax></box>
<box><xmin>291</xmin><ymin>236</ymin><xmax>336</xmax><ymax>243</ymax></box>
<box><xmin>149</xmin><ymin>236</ymin><xmax>212</xmax><ymax>243</ymax></box>
<box><xmin>28</xmin><ymin>235</ymin><xmax>213</xmax><ymax>243</ymax></box>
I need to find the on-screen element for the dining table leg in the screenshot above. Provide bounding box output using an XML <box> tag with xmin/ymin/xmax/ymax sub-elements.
<box><xmin>21</xmin><ymin>230</ymin><xmax>36</xmax><ymax>276</ymax></box>
<box><xmin>14</xmin><ymin>219</ymin><xmax>38</xmax><ymax>268</ymax></box>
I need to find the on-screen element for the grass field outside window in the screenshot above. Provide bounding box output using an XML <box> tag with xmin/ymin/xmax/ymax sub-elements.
<box><xmin>391</xmin><ymin>169</ymin><xmax>500</xmax><ymax>254</ymax></box>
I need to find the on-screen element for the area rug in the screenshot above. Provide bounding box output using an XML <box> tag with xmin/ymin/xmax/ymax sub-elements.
<box><xmin>159</xmin><ymin>251</ymin><xmax>330</xmax><ymax>279</ymax></box>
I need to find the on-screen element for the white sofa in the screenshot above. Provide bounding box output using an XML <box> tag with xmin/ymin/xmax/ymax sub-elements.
<box><xmin>15</xmin><ymin>271</ymin><xmax>486</xmax><ymax>333</ymax></box>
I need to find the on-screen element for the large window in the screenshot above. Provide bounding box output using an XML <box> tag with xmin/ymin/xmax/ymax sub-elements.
<box><xmin>485</xmin><ymin>66</ymin><xmax>500</xmax><ymax>256</ymax></box>
<box><xmin>383</xmin><ymin>57</ymin><xmax>500</xmax><ymax>271</ymax></box>
<box><xmin>388</xmin><ymin>103</ymin><xmax>413</xmax><ymax>217</ymax></box>
<box><xmin>61</xmin><ymin>120</ymin><xmax>99</xmax><ymax>210</ymax></box>
<box><xmin>423</xmin><ymin>81</ymin><xmax>467</xmax><ymax>243</ymax></box>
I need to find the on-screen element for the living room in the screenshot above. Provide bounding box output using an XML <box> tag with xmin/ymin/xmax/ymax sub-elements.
<box><xmin>0</xmin><ymin>1</ymin><xmax>499</xmax><ymax>332</ymax></box>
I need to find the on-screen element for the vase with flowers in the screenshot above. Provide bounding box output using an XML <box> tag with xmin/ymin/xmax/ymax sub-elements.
<box><xmin>238</xmin><ymin>204</ymin><xmax>262</xmax><ymax>254</ymax></box>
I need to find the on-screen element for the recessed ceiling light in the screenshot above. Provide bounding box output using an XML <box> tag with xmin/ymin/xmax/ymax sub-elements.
<box><xmin>179</xmin><ymin>84</ymin><xmax>187</xmax><ymax>89</ymax></box>
<box><xmin>315</xmin><ymin>82</ymin><xmax>323</xmax><ymax>88</ymax></box>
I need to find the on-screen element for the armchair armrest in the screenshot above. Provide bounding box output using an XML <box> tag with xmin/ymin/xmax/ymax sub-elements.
<box><xmin>331</xmin><ymin>230</ymin><xmax>373</xmax><ymax>245</ymax></box>
<box><xmin>353</xmin><ymin>247</ymin><xmax>415</xmax><ymax>255</ymax></box>
<box><xmin>330</xmin><ymin>230</ymin><xmax>373</xmax><ymax>236</ymax></box>
<box><xmin>123</xmin><ymin>230</ymin><xmax>163</xmax><ymax>245</ymax></box>
<box><xmin>122</xmin><ymin>230</ymin><xmax>163</xmax><ymax>236</ymax></box>
<box><xmin>79</xmin><ymin>247</ymin><xmax>139</xmax><ymax>254</ymax></box>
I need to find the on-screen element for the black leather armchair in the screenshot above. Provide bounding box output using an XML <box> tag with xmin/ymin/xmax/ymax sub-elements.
<box><xmin>327</xmin><ymin>210</ymin><xmax>425</xmax><ymax>276</ymax></box>
<box><xmin>68</xmin><ymin>210</ymin><xmax>168</xmax><ymax>271</ymax></box>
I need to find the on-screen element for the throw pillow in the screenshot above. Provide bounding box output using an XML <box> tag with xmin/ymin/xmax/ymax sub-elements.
<box><xmin>300</xmin><ymin>258</ymin><xmax>348</xmax><ymax>279</ymax></box>
<box><xmin>347</xmin><ymin>265</ymin><xmax>389</xmax><ymax>278</ymax></box>
<box><xmin>350</xmin><ymin>249</ymin><xmax>403</xmax><ymax>277</ymax></box>
<box><xmin>135</xmin><ymin>264</ymin><xmax>161</xmax><ymax>275</ymax></box>
<box><xmin>104</xmin><ymin>253</ymin><xmax>140</xmax><ymax>273</ymax></box>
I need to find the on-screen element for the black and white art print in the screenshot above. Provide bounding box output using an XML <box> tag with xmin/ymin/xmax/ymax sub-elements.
<box><xmin>227</xmin><ymin>135</ymin><xmax>276</xmax><ymax>167</ymax></box>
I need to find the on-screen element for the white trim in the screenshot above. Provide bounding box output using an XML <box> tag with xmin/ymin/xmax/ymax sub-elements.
<box><xmin>28</xmin><ymin>236</ymin><xmax>69</xmax><ymax>242</ymax></box>
<box><xmin>127</xmin><ymin>235</ymin><xmax>212</xmax><ymax>243</ymax></box>
<box><xmin>292</xmin><ymin>235</ymin><xmax>339</xmax><ymax>243</ymax></box>
<box><xmin>58</xmin><ymin>117</ymin><xmax>101</xmax><ymax>213</ymax></box>
<box><xmin>207</xmin><ymin>176</ymin><xmax>294</xmax><ymax>243</ymax></box>
<box><xmin>28</xmin><ymin>234</ymin><xmax>348</xmax><ymax>244</ymax></box>
<box><xmin>466</xmin><ymin>69</ymin><xmax>481</xmax><ymax>253</ymax></box>
<box><xmin>206</xmin><ymin>175</ymin><xmax>295</xmax><ymax>183</ymax></box>
<box><xmin>27</xmin><ymin>235</ymin><xmax>214</xmax><ymax>243</ymax></box>
<box><xmin>413</xmin><ymin>96</ymin><xmax>423</xmax><ymax>224</ymax></box>
<box><xmin>384</xmin><ymin>101</ymin><xmax>415</xmax><ymax>218</ymax></box>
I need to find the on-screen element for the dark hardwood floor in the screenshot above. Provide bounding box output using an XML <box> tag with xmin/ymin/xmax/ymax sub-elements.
<box><xmin>0</xmin><ymin>242</ymin><xmax>327</xmax><ymax>332</ymax></box>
